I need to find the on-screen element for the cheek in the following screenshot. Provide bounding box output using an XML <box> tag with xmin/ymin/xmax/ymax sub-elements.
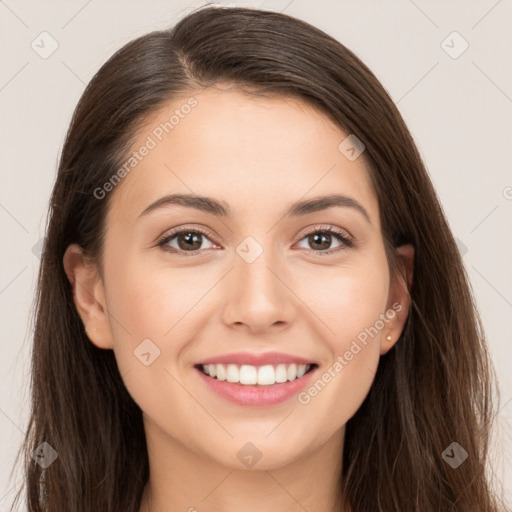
<box><xmin>103</xmin><ymin>256</ymin><xmax>203</xmax><ymax>420</ymax></box>
<box><xmin>101</xmin><ymin>252</ymin><xmax>190</xmax><ymax>378</ymax></box>
<box><xmin>292</xmin><ymin>256</ymin><xmax>389</xmax><ymax>428</ymax></box>
<box><xmin>296</xmin><ymin>256</ymin><xmax>390</xmax><ymax>346</ymax></box>
<box><xmin>105</xmin><ymin>252</ymin><xmax>205</xmax><ymax>339</ymax></box>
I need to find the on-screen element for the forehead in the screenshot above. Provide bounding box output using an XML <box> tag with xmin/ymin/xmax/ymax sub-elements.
<box><xmin>106</xmin><ymin>87</ymin><xmax>379</xmax><ymax>225</ymax></box>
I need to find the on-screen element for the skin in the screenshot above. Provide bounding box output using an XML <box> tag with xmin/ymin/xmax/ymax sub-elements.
<box><xmin>64</xmin><ymin>85</ymin><xmax>414</xmax><ymax>512</ymax></box>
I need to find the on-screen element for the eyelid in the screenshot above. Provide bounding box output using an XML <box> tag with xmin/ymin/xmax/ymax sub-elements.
<box><xmin>295</xmin><ymin>224</ymin><xmax>353</xmax><ymax>243</ymax></box>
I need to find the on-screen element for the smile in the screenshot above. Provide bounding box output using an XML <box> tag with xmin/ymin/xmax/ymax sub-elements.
<box><xmin>194</xmin><ymin>363</ymin><xmax>318</xmax><ymax>406</ymax></box>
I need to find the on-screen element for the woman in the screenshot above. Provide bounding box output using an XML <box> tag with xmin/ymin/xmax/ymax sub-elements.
<box><xmin>12</xmin><ymin>5</ymin><xmax>507</xmax><ymax>512</ymax></box>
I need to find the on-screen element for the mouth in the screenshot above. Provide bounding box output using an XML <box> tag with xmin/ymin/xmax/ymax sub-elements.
<box><xmin>194</xmin><ymin>362</ymin><xmax>318</xmax><ymax>387</ymax></box>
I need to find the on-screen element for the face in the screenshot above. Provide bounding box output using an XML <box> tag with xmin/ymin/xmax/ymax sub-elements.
<box><xmin>65</xmin><ymin>86</ymin><xmax>412</xmax><ymax>471</ymax></box>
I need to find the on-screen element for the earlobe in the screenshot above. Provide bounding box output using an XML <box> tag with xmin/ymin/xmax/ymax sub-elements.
<box><xmin>380</xmin><ymin>243</ymin><xmax>415</xmax><ymax>355</ymax></box>
<box><xmin>62</xmin><ymin>244</ymin><xmax>114</xmax><ymax>350</ymax></box>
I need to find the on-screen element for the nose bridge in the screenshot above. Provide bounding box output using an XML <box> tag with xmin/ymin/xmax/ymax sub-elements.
<box><xmin>235</xmin><ymin>234</ymin><xmax>283</xmax><ymax>300</ymax></box>
<box><xmin>222</xmin><ymin>234</ymin><xmax>294</xmax><ymax>329</ymax></box>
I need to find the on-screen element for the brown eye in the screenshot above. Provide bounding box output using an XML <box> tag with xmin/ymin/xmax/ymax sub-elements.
<box><xmin>296</xmin><ymin>227</ymin><xmax>353</xmax><ymax>255</ymax></box>
<box><xmin>306</xmin><ymin>232</ymin><xmax>334</xmax><ymax>251</ymax></box>
<box><xmin>176</xmin><ymin>232</ymin><xmax>203</xmax><ymax>251</ymax></box>
<box><xmin>158</xmin><ymin>228</ymin><xmax>217</xmax><ymax>255</ymax></box>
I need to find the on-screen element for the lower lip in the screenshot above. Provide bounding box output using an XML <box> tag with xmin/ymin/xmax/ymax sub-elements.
<box><xmin>194</xmin><ymin>366</ymin><xmax>317</xmax><ymax>406</ymax></box>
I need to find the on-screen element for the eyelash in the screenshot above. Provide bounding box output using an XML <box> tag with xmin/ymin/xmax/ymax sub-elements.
<box><xmin>156</xmin><ymin>225</ymin><xmax>354</xmax><ymax>257</ymax></box>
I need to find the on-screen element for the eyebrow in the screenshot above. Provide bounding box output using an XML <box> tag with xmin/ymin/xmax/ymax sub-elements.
<box><xmin>137</xmin><ymin>193</ymin><xmax>371</xmax><ymax>224</ymax></box>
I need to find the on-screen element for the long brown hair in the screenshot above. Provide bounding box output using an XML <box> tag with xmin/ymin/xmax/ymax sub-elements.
<box><xmin>11</xmin><ymin>6</ymin><xmax>507</xmax><ymax>511</ymax></box>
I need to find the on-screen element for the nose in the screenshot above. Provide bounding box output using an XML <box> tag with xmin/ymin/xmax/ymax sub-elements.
<box><xmin>221</xmin><ymin>245</ymin><xmax>296</xmax><ymax>334</ymax></box>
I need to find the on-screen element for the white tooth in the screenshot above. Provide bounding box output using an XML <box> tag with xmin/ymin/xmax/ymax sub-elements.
<box><xmin>239</xmin><ymin>365</ymin><xmax>258</xmax><ymax>385</ymax></box>
<box><xmin>216</xmin><ymin>364</ymin><xmax>227</xmax><ymax>381</ymax></box>
<box><xmin>226</xmin><ymin>364</ymin><xmax>240</xmax><ymax>383</ymax></box>
<box><xmin>275</xmin><ymin>364</ymin><xmax>288</xmax><ymax>383</ymax></box>
<box><xmin>287</xmin><ymin>363</ymin><xmax>297</xmax><ymax>381</ymax></box>
<box><xmin>203</xmin><ymin>363</ymin><xmax>309</xmax><ymax>385</ymax></box>
<box><xmin>257</xmin><ymin>365</ymin><xmax>276</xmax><ymax>386</ymax></box>
<box><xmin>297</xmin><ymin>364</ymin><xmax>309</xmax><ymax>378</ymax></box>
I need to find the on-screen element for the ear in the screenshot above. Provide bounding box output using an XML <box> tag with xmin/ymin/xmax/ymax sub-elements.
<box><xmin>62</xmin><ymin>243</ymin><xmax>114</xmax><ymax>350</ymax></box>
<box><xmin>380</xmin><ymin>244</ymin><xmax>414</xmax><ymax>355</ymax></box>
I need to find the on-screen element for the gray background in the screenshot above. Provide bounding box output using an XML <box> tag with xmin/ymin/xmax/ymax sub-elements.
<box><xmin>1</xmin><ymin>0</ymin><xmax>511</xmax><ymax>509</ymax></box>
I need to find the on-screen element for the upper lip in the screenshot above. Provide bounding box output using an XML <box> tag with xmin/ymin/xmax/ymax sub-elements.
<box><xmin>195</xmin><ymin>352</ymin><xmax>316</xmax><ymax>367</ymax></box>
